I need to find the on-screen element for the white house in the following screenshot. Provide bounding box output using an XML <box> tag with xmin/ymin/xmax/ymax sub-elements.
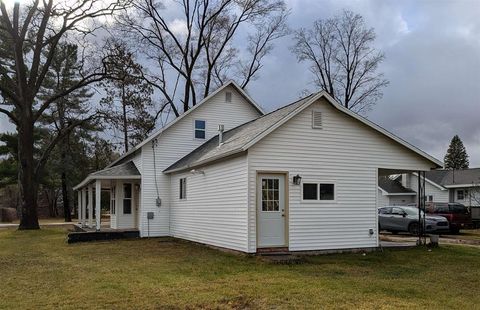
<box><xmin>74</xmin><ymin>81</ymin><xmax>442</xmax><ymax>253</ymax></box>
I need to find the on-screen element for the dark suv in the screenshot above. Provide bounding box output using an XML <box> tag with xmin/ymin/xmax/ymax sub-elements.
<box><xmin>425</xmin><ymin>203</ymin><xmax>472</xmax><ymax>233</ymax></box>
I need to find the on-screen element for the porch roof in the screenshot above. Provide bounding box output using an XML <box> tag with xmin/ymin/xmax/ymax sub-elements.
<box><xmin>73</xmin><ymin>161</ymin><xmax>141</xmax><ymax>190</ymax></box>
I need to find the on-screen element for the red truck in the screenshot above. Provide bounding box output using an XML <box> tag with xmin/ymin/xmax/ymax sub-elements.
<box><xmin>425</xmin><ymin>202</ymin><xmax>473</xmax><ymax>234</ymax></box>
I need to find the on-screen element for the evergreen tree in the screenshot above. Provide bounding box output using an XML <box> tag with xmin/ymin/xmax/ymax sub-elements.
<box><xmin>39</xmin><ymin>43</ymin><xmax>95</xmax><ymax>222</ymax></box>
<box><xmin>100</xmin><ymin>40</ymin><xmax>155</xmax><ymax>153</ymax></box>
<box><xmin>444</xmin><ymin>135</ymin><xmax>469</xmax><ymax>169</ymax></box>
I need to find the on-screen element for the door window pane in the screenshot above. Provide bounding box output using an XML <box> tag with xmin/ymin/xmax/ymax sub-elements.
<box><xmin>303</xmin><ymin>183</ymin><xmax>318</xmax><ymax>200</ymax></box>
<box><xmin>261</xmin><ymin>178</ymin><xmax>280</xmax><ymax>211</ymax></box>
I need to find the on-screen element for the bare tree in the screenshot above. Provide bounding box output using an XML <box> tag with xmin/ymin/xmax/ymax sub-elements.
<box><xmin>292</xmin><ymin>10</ymin><xmax>389</xmax><ymax>113</ymax></box>
<box><xmin>0</xmin><ymin>0</ymin><xmax>128</xmax><ymax>229</ymax></box>
<box><xmin>118</xmin><ymin>0</ymin><xmax>289</xmax><ymax>115</ymax></box>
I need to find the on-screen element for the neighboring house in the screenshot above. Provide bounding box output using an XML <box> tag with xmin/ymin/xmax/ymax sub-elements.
<box><xmin>406</xmin><ymin>169</ymin><xmax>480</xmax><ymax>221</ymax></box>
<box><xmin>74</xmin><ymin>81</ymin><xmax>442</xmax><ymax>253</ymax></box>
<box><xmin>377</xmin><ymin>177</ymin><xmax>416</xmax><ymax>206</ymax></box>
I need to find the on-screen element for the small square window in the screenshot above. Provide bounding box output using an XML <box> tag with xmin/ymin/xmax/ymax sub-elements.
<box><xmin>194</xmin><ymin>120</ymin><xmax>206</xmax><ymax>139</ymax></box>
<box><xmin>303</xmin><ymin>183</ymin><xmax>318</xmax><ymax>200</ymax></box>
<box><xmin>179</xmin><ymin>178</ymin><xmax>187</xmax><ymax>199</ymax></box>
<box><xmin>320</xmin><ymin>184</ymin><xmax>334</xmax><ymax>200</ymax></box>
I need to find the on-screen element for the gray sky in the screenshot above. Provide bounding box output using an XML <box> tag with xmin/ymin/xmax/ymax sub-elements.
<box><xmin>1</xmin><ymin>0</ymin><xmax>479</xmax><ymax>166</ymax></box>
<box><xmin>247</xmin><ymin>0</ymin><xmax>480</xmax><ymax>166</ymax></box>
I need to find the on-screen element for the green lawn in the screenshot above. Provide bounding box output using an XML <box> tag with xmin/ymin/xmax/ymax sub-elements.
<box><xmin>1</xmin><ymin>229</ymin><xmax>479</xmax><ymax>309</ymax></box>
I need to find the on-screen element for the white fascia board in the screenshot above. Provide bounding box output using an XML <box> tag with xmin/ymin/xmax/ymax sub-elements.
<box><xmin>73</xmin><ymin>175</ymin><xmax>141</xmax><ymax>190</ymax></box>
<box><xmin>107</xmin><ymin>81</ymin><xmax>263</xmax><ymax>168</ymax></box>
<box><xmin>444</xmin><ymin>184</ymin><xmax>478</xmax><ymax>189</ymax></box>
<box><xmin>241</xmin><ymin>91</ymin><xmax>443</xmax><ymax>169</ymax></box>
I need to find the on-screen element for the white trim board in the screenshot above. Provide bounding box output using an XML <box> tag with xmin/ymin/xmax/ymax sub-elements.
<box><xmin>107</xmin><ymin>81</ymin><xmax>264</xmax><ymax>168</ymax></box>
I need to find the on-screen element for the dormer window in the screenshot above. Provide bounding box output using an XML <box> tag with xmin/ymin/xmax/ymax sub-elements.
<box><xmin>194</xmin><ymin>120</ymin><xmax>206</xmax><ymax>139</ymax></box>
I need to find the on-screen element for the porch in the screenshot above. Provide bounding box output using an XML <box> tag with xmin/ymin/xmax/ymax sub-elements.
<box><xmin>73</xmin><ymin>161</ymin><xmax>141</xmax><ymax>231</ymax></box>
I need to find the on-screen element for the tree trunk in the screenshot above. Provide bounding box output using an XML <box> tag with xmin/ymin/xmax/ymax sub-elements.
<box><xmin>18</xmin><ymin>114</ymin><xmax>40</xmax><ymax>230</ymax></box>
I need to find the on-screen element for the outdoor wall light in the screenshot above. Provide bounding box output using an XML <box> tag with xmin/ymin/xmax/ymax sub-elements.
<box><xmin>293</xmin><ymin>174</ymin><xmax>302</xmax><ymax>185</ymax></box>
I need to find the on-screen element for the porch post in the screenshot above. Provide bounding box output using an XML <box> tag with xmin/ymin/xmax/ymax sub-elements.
<box><xmin>81</xmin><ymin>188</ymin><xmax>87</xmax><ymax>227</ymax></box>
<box><xmin>88</xmin><ymin>185</ymin><xmax>93</xmax><ymax>228</ymax></box>
<box><xmin>77</xmin><ymin>191</ymin><xmax>82</xmax><ymax>224</ymax></box>
<box><xmin>95</xmin><ymin>180</ymin><xmax>101</xmax><ymax>231</ymax></box>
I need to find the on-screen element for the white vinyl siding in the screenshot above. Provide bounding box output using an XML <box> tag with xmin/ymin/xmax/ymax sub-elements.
<box><xmin>377</xmin><ymin>189</ymin><xmax>389</xmax><ymax>207</ymax></box>
<box><xmin>170</xmin><ymin>156</ymin><xmax>249</xmax><ymax>252</ymax></box>
<box><xmin>138</xmin><ymin>86</ymin><xmax>261</xmax><ymax>237</ymax></box>
<box><xmin>408</xmin><ymin>174</ymin><xmax>449</xmax><ymax>203</ymax></box>
<box><xmin>247</xmin><ymin>98</ymin><xmax>437</xmax><ymax>252</ymax></box>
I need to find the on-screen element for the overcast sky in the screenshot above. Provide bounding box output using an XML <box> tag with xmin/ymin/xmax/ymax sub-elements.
<box><xmin>1</xmin><ymin>0</ymin><xmax>479</xmax><ymax>166</ymax></box>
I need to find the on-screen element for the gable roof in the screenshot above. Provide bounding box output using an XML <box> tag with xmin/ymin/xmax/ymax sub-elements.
<box><xmin>378</xmin><ymin>177</ymin><xmax>416</xmax><ymax>195</ymax></box>
<box><xmin>164</xmin><ymin>91</ymin><xmax>443</xmax><ymax>174</ymax></box>
<box><xmin>73</xmin><ymin>161</ymin><xmax>140</xmax><ymax>190</ymax></box>
<box><xmin>424</xmin><ymin>168</ymin><xmax>480</xmax><ymax>187</ymax></box>
<box><xmin>107</xmin><ymin>81</ymin><xmax>264</xmax><ymax>168</ymax></box>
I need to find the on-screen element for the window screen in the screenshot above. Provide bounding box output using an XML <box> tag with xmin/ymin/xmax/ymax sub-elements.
<box><xmin>320</xmin><ymin>184</ymin><xmax>334</xmax><ymax>200</ymax></box>
<box><xmin>303</xmin><ymin>183</ymin><xmax>318</xmax><ymax>200</ymax></box>
<box><xmin>194</xmin><ymin>120</ymin><xmax>206</xmax><ymax>139</ymax></box>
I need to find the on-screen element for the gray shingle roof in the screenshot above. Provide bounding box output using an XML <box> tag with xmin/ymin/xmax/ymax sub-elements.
<box><xmin>91</xmin><ymin>161</ymin><xmax>140</xmax><ymax>177</ymax></box>
<box><xmin>164</xmin><ymin>94</ymin><xmax>315</xmax><ymax>173</ymax></box>
<box><xmin>426</xmin><ymin>168</ymin><xmax>480</xmax><ymax>186</ymax></box>
<box><xmin>378</xmin><ymin>177</ymin><xmax>416</xmax><ymax>194</ymax></box>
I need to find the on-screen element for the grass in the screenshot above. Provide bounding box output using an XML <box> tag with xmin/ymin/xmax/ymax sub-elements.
<box><xmin>0</xmin><ymin>229</ymin><xmax>479</xmax><ymax>309</ymax></box>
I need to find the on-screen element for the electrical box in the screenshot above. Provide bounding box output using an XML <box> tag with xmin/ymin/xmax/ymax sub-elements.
<box><xmin>147</xmin><ymin>212</ymin><xmax>154</xmax><ymax>220</ymax></box>
<box><xmin>156</xmin><ymin>197</ymin><xmax>161</xmax><ymax>207</ymax></box>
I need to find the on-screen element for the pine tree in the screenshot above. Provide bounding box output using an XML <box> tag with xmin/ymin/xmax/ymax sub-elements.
<box><xmin>444</xmin><ymin>135</ymin><xmax>469</xmax><ymax>169</ymax></box>
<box><xmin>39</xmin><ymin>43</ymin><xmax>95</xmax><ymax>222</ymax></box>
<box><xmin>100</xmin><ymin>40</ymin><xmax>155</xmax><ymax>153</ymax></box>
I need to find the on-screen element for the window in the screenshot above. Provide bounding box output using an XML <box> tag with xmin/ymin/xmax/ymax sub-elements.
<box><xmin>302</xmin><ymin>183</ymin><xmax>318</xmax><ymax>200</ymax></box>
<box><xmin>320</xmin><ymin>184</ymin><xmax>334</xmax><ymax>200</ymax></box>
<box><xmin>457</xmin><ymin>190</ymin><xmax>464</xmax><ymax>200</ymax></box>
<box><xmin>123</xmin><ymin>183</ymin><xmax>132</xmax><ymax>214</ymax></box>
<box><xmin>179</xmin><ymin>178</ymin><xmax>187</xmax><ymax>200</ymax></box>
<box><xmin>302</xmin><ymin>182</ymin><xmax>335</xmax><ymax>201</ymax></box>
<box><xmin>428</xmin><ymin>195</ymin><xmax>433</xmax><ymax>202</ymax></box>
<box><xmin>194</xmin><ymin>120</ymin><xmax>206</xmax><ymax>139</ymax></box>
<box><xmin>391</xmin><ymin>207</ymin><xmax>405</xmax><ymax>216</ymax></box>
<box><xmin>110</xmin><ymin>186</ymin><xmax>116</xmax><ymax>215</ymax></box>
<box><xmin>261</xmin><ymin>178</ymin><xmax>280</xmax><ymax>211</ymax></box>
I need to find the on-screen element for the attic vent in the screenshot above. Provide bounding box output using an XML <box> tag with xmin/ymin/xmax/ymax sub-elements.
<box><xmin>225</xmin><ymin>91</ymin><xmax>232</xmax><ymax>103</ymax></box>
<box><xmin>312</xmin><ymin>111</ymin><xmax>322</xmax><ymax>129</ymax></box>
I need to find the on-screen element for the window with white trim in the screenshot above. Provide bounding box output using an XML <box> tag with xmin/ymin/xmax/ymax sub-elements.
<box><xmin>302</xmin><ymin>182</ymin><xmax>335</xmax><ymax>201</ymax></box>
<box><xmin>179</xmin><ymin>178</ymin><xmax>187</xmax><ymax>200</ymax></box>
<box><xmin>302</xmin><ymin>183</ymin><xmax>318</xmax><ymax>200</ymax></box>
<box><xmin>194</xmin><ymin>120</ymin><xmax>206</xmax><ymax>139</ymax></box>
<box><xmin>123</xmin><ymin>183</ymin><xmax>132</xmax><ymax>214</ymax></box>
<box><xmin>457</xmin><ymin>189</ymin><xmax>465</xmax><ymax>200</ymax></box>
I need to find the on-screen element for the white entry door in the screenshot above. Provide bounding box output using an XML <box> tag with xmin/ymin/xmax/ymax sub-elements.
<box><xmin>257</xmin><ymin>174</ymin><xmax>286</xmax><ymax>248</ymax></box>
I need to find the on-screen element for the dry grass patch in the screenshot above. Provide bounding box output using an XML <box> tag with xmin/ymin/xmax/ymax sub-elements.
<box><xmin>0</xmin><ymin>228</ymin><xmax>479</xmax><ymax>309</ymax></box>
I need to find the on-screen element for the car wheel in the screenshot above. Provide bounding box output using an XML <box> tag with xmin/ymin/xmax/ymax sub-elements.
<box><xmin>408</xmin><ymin>222</ymin><xmax>420</xmax><ymax>235</ymax></box>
